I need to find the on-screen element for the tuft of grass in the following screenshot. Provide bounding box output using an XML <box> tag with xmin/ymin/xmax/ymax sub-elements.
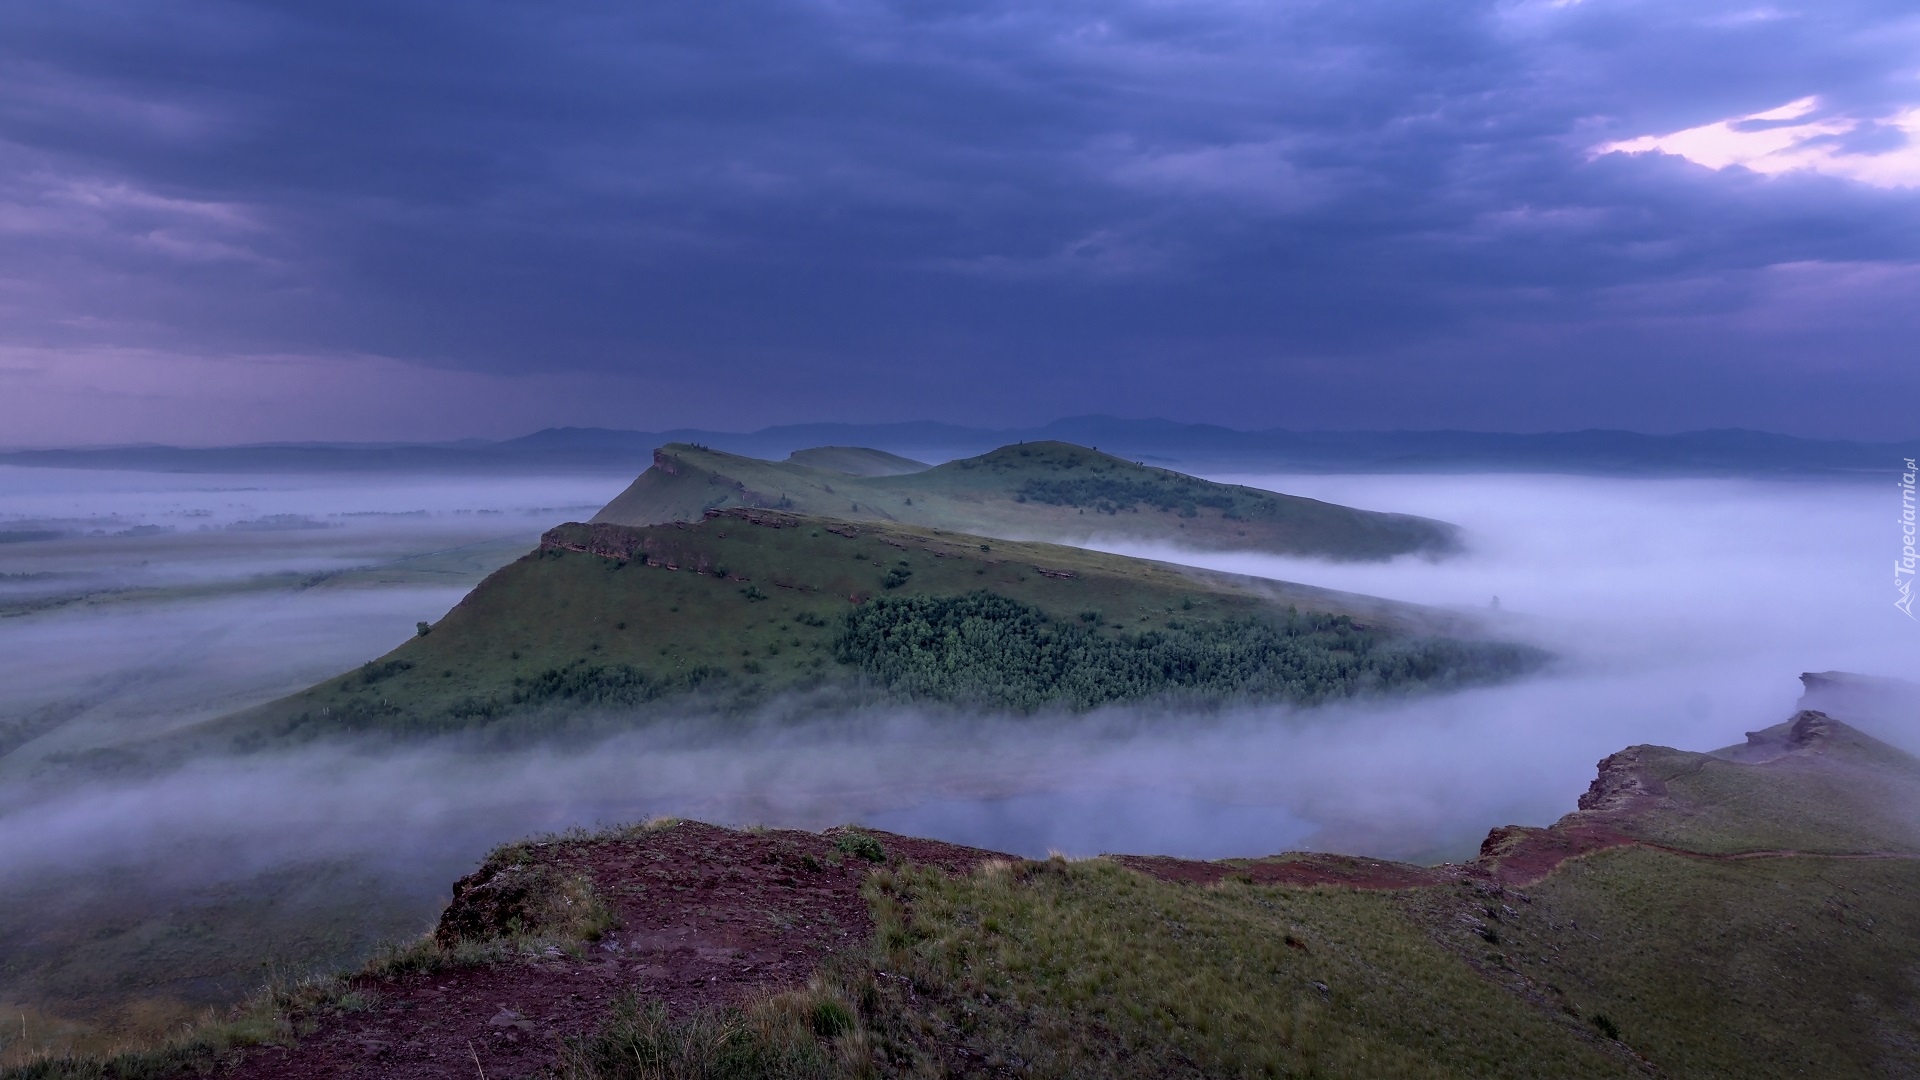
<box><xmin>831</xmin><ymin>831</ymin><xmax>886</xmax><ymax>864</ymax></box>
<box><xmin>0</xmin><ymin>965</ymin><xmax>362</xmax><ymax>1080</ymax></box>
<box><xmin>557</xmin><ymin>975</ymin><xmax>873</xmax><ymax>1080</ymax></box>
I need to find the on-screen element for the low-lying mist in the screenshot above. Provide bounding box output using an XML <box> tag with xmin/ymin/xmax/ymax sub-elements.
<box><xmin>2</xmin><ymin>465</ymin><xmax>1914</xmax><ymax>1034</ymax></box>
<box><xmin>0</xmin><ymin>466</ymin><xmax>621</xmax><ymax>597</ymax></box>
<box><xmin>9</xmin><ymin>469</ymin><xmax>1914</xmax><ymax>864</ymax></box>
<box><xmin>0</xmin><ymin>467</ymin><xmax>630</xmax><ymax>761</ymax></box>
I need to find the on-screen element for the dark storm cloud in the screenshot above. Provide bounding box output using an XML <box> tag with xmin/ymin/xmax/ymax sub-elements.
<box><xmin>1</xmin><ymin>0</ymin><xmax>1918</xmax><ymax>435</ymax></box>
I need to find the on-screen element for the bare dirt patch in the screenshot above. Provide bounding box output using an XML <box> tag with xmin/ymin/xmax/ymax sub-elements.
<box><xmin>222</xmin><ymin>822</ymin><xmax>1002</xmax><ymax>1080</ymax></box>
<box><xmin>1474</xmin><ymin>823</ymin><xmax>1641</xmax><ymax>888</ymax></box>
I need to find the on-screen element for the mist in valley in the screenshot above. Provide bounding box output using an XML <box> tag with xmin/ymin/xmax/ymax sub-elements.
<box><xmin>0</xmin><ymin>468</ymin><xmax>625</xmax><ymax>760</ymax></box>
<box><xmin>2</xmin><ymin>462</ymin><xmax>1914</xmax><ymax>1043</ymax></box>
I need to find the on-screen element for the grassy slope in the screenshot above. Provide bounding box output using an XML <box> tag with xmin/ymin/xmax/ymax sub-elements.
<box><xmin>1506</xmin><ymin>850</ymin><xmax>1920</xmax><ymax>1079</ymax></box>
<box><xmin>1632</xmin><ymin>750</ymin><xmax>1920</xmax><ymax>855</ymax></box>
<box><xmin>1582</xmin><ymin>714</ymin><xmax>1920</xmax><ymax>855</ymax></box>
<box><xmin>1451</xmin><ymin>714</ymin><xmax>1920</xmax><ymax>1075</ymax></box>
<box><xmin>858</xmin><ymin>718</ymin><xmax>1920</xmax><ymax>1079</ymax></box>
<box><xmin>593</xmin><ymin>441</ymin><xmax>1458</xmax><ymax>560</ymax></box>
<box><xmin>189</xmin><ymin>510</ymin><xmax>1516</xmax><ymax>745</ymax></box>
<box><xmin>784</xmin><ymin>446</ymin><xmax>930</xmax><ymax>476</ymax></box>
<box><xmin>864</xmin><ymin>860</ymin><xmax>1634</xmax><ymax>1079</ymax></box>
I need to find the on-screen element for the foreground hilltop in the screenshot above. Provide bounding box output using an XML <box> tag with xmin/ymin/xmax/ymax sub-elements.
<box><xmin>592</xmin><ymin>440</ymin><xmax>1460</xmax><ymax>560</ymax></box>
<box><xmin>33</xmin><ymin>704</ymin><xmax>1920</xmax><ymax>1079</ymax></box>
<box><xmin>1479</xmin><ymin>707</ymin><xmax>1920</xmax><ymax>878</ymax></box>
<box><xmin>196</xmin><ymin>508</ymin><xmax>1531</xmax><ymax>746</ymax></box>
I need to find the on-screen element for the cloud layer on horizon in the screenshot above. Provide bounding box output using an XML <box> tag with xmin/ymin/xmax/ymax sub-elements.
<box><xmin>2</xmin><ymin>0</ymin><xmax>1918</xmax><ymax>442</ymax></box>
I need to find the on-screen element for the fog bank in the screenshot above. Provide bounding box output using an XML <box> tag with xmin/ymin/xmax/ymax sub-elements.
<box><xmin>0</xmin><ymin>467</ymin><xmax>630</xmax><ymax>764</ymax></box>
<box><xmin>8</xmin><ymin>472</ymin><xmax>1914</xmax><ymax>868</ymax></box>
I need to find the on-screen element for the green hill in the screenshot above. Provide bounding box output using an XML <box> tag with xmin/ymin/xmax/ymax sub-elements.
<box><xmin>783</xmin><ymin>445</ymin><xmax>930</xmax><ymax>476</ymax></box>
<box><xmin>196</xmin><ymin>508</ymin><xmax>1531</xmax><ymax>746</ymax></box>
<box><xmin>592</xmin><ymin>441</ymin><xmax>1458</xmax><ymax>560</ymax></box>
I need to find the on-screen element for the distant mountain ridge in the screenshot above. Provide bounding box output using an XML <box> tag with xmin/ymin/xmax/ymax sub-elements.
<box><xmin>3</xmin><ymin>417</ymin><xmax>1914</xmax><ymax>476</ymax></box>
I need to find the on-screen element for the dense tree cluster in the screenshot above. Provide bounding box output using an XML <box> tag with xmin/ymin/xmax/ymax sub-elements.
<box><xmin>835</xmin><ymin>591</ymin><xmax>1539</xmax><ymax>710</ymax></box>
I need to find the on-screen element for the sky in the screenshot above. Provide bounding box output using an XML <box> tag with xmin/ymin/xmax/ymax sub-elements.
<box><xmin>2</xmin><ymin>0</ymin><xmax>1918</xmax><ymax>445</ymax></box>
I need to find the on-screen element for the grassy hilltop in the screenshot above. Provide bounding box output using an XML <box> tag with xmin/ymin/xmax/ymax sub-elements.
<box><xmin>197</xmin><ymin>508</ymin><xmax>1530</xmax><ymax>746</ymax></box>
<box><xmin>26</xmin><ymin>706</ymin><xmax>1920</xmax><ymax>1079</ymax></box>
<box><xmin>592</xmin><ymin>441</ymin><xmax>1459</xmax><ymax>560</ymax></box>
<box><xmin>783</xmin><ymin>446</ymin><xmax>930</xmax><ymax>476</ymax></box>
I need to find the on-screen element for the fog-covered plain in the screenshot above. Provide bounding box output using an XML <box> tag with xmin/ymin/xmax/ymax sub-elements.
<box><xmin>0</xmin><ymin>466</ymin><xmax>618</xmax><ymax>595</ymax></box>
<box><xmin>0</xmin><ymin>467</ymin><xmax>624</xmax><ymax>763</ymax></box>
<box><xmin>1</xmin><ymin>463</ymin><xmax>1914</xmax><ymax>1052</ymax></box>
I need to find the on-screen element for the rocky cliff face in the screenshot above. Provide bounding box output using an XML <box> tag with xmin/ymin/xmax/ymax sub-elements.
<box><xmin>1797</xmin><ymin>670</ymin><xmax>1920</xmax><ymax>730</ymax></box>
<box><xmin>1575</xmin><ymin>745</ymin><xmax>1671</xmax><ymax>815</ymax></box>
<box><xmin>1750</xmin><ymin>708</ymin><xmax>1837</xmax><ymax>754</ymax></box>
<box><xmin>1471</xmin><ymin>709</ymin><xmax>1920</xmax><ymax>887</ymax></box>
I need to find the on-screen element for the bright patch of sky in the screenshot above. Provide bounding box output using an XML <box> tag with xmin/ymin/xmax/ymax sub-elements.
<box><xmin>1600</xmin><ymin>96</ymin><xmax>1920</xmax><ymax>188</ymax></box>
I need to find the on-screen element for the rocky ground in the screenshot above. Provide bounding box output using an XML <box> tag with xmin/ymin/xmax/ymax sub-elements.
<box><xmin>220</xmin><ymin>822</ymin><xmax>996</xmax><ymax>1080</ymax></box>
<box><xmin>210</xmin><ymin>819</ymin><xmax>1642</xmax><ymax>1078</ymax></box>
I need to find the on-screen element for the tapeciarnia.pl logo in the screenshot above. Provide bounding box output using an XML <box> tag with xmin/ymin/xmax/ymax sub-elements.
<box><xmin>1900</xmin><ymin>457</ymin><xmax>1917</xmax><ymax>619</ymax></box>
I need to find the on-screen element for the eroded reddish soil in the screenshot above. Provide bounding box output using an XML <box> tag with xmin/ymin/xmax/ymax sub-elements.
<box><xmin>225</xmin><ymin>823</ymin><xmax>1002</xmax><ymax>1080</ymax></box>
<box><xmin>219</xmin><ymin>817</ymin><xmax>1519</xmax><ymax>1080</ymax></box>
<box><xmin>1114</xmin><ymin>850</ymin><xmax>1459</xmax><ymax>890</ymax></box>
<box><xmin>1473</xmin><ymin>822</ymin><xmax>1641</xmax><ymax>888</ymax></box>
